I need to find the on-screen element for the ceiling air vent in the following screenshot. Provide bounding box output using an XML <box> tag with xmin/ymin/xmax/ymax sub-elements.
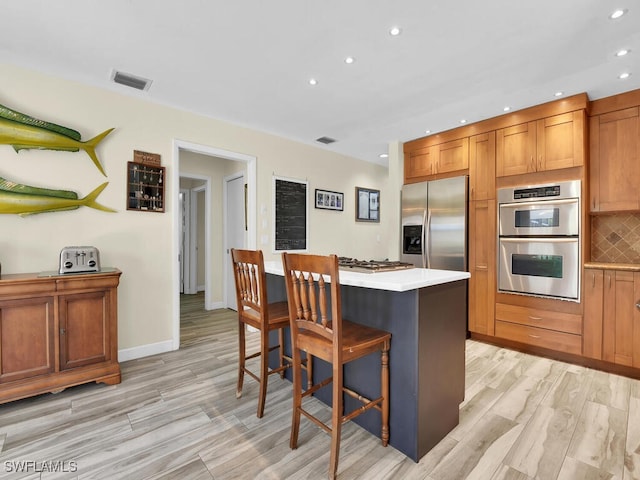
<box><xmin>111</xmin><ymin>70</ymin><xmax>152</xmax><ymax>91</ymax></box>
<box><xmin>316</xmin><ymin>136</ymin><xmax>337</xmax><ymax>145</ymax></box>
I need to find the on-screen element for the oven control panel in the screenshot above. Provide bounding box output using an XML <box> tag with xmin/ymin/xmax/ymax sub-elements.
<box><xmin>513</xmin><ymin>185</ymin><xmax>561</xmax><ymax>200</ymax></box>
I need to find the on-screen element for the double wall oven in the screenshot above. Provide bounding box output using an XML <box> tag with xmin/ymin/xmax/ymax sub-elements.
<box><xmin>497</xmin><ymin>180</ymin><xmax>581</xmax><ymax>301</ymax></box>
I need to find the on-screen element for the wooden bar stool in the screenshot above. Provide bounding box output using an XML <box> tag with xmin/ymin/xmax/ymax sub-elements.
<box><xmin>281</xmin><ymin>252</ymin><xmax>391</xmax><ymax>479</ymax></box>
<box><xmin>231</xmin><ymin>248</ymin><xmax>311</xmax><ymax>418</ymax></box>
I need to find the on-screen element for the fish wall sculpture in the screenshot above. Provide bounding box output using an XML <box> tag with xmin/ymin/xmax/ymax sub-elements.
<box><xmin>0</xmin><ymin>103</ymin><xmax>113</xmax><ymax>176</ymax></box>
<box><xmin>0</xmin><ymin>176</ymin><xmax>116</xmax><ymax>216</ymax></box>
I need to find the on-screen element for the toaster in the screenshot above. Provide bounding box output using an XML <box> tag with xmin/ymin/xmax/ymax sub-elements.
<box><xmin>59</xmin><ymin>246</ymin><xmax>101</xmax><ymax>274</ymax></box>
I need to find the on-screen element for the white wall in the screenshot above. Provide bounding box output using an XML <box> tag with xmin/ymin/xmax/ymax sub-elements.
<box><xmin>0</xmin><ymin>63</ymin><xmax>399</xmax><ymax>359</ymax></box>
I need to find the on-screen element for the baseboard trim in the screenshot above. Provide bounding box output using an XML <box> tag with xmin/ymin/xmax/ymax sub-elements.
<box><xmin>118</xmin><ymin>340</ymin><xmax>175</xmax><ymax>362</ymax></box>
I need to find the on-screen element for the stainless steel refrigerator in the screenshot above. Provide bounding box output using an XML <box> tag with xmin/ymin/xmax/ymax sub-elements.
<box><xmin>401</xmin><ymin>175</ymin><xmax>468</xmax><ymax>271</ymax></box>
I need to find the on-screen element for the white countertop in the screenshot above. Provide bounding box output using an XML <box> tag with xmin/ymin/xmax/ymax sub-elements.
<box><xmin>264</xmin><ymin>261</ymin><xmax>470</xmax><ymax>292</ymax></box>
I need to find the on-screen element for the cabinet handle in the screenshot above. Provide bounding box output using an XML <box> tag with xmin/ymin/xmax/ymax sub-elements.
<box><xmin>529</xmin><ymin>334</ymin><xmax>541</xmax><ymax>339</ymax></box>
<box><xmin>60</xmin><ymin>328</ymin><xmax>66</xmax><ymax>335</ymax></box>
<box><xmin>528</xmin><ymin>316</ymin><xmax>542</xmax><ymax>321</ymax></box>
<box><xmin>592</xmin><ymin>273</ymin><xmax>595</xmax><ymax>287</ymax></box>
<box><xmin>636</xmin><ymin>302</ymin><xmax>640</xmax><ymax>310</ymax></box>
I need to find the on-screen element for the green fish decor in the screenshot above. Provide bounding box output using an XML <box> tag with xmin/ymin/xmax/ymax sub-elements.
<box><xmin>0</xmin><ymin>102</ymin><xmax>114</xmax><ymax>176</ymax></box>
<box><xmin>0</xmin><ymin>176</ymin><xmax>116</xmax><ymax>216</ymax></box>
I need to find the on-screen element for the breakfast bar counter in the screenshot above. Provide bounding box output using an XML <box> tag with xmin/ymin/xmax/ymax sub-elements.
<box><xmin>264</xmin><ymin>261</ymin><xmax>470</xmax><ymax>462</ymax></box>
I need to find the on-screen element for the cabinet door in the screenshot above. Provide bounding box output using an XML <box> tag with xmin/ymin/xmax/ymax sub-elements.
<box><xmin>59</xmin><ymin>291</ymin><xmax>110</xmax><ymax>370</ymax></box>
<box><xmin>583</xmin><ymin>269</ymin><xmax>604</xmax><ymax>360</ymax></box>
<box><xmin>603</xmin><ymin>270</ymin><xmax>640</xmax><ymax>367</ymax></box>
<box><xmin>537</xmin><ymin>111</ymin><xmax>584</xmax><ymax>172</ymax></box>
<box><xmin>468</xmin><ymin>199</ymin><xmax>496</xmax><ymax>335</ymax></box>
<box><xmin>469</xmin><ymin>132</ymin><xmax>496</xmax><ymax>201</ymax></box>
<box><xmin>406</xmin><ymin>145</ymin><xmax>436</xmax><ymax>180</ymax></box>
<box><xmin>590</xmin><ymin>107</ymin><xmax>640</xmax><ymax>212</ymax></box>
<box><xmin>436</xmin><ymin>138</ymin><xmax>469</xmax><ymax>174</ymax></box>
<box><xmin>0</xmin><ymin>297</ymin><xmax>55</xmax><ymax>383</ymax></box>
<box><xmin>496</xmin><ymin>122</ymin><xmax>536</xmax><ymax>177</ymax></box>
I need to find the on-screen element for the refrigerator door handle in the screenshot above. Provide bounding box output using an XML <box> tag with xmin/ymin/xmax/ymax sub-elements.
<box><xmin>425</xmin><ymin>208</ymin><xmax>431</xmax><ymax>269</ymax></box>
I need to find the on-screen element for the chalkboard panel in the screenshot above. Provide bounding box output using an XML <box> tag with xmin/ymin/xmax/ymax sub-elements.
<box><xmin>274</xmin><ymin>177</ymin><xmax>308</xmax><ymax>251</ymax></box>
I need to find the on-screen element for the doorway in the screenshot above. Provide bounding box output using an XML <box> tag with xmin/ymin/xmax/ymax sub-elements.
<box><xmin>172</xmin><ymin>140</ymin><xmax>257</xmax><ymax>350</ymax></box>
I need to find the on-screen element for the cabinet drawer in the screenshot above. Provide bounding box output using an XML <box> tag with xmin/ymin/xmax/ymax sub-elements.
<box><xmin>495</xmin><ymin>320</ymin><xmax>582</xmax><ymax>355</ymax></box>
<box><xmin>496</xmin><ymin>303</ymin><xmax>582</xmax><ymax>335</ymax></box>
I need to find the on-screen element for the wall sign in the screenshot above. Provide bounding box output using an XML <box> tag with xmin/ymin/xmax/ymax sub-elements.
<box><xmin>273</xmin><ymin>176</ymin><xmax>308</xmax><ymax>251</ymax></box>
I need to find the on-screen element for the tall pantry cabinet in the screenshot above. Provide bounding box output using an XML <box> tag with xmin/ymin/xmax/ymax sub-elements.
<box><xmin>468</xmin><ymin>132</ymin><xmax>496</xmax><ymax>335</ymax></box>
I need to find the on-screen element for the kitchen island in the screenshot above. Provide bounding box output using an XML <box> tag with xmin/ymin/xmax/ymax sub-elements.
<box><xmin>264</xmin><ymin>261</ymin><xmax>469</xmax><ymax>462</ymax></box>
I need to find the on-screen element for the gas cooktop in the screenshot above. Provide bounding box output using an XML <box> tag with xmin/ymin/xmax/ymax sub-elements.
<box><xmin>338</xmin><ymin>257</ymin><xmax>415</xmax><ymax>273</ymax></box>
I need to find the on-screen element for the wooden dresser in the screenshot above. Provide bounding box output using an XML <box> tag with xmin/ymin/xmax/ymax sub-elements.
<box><xmin>0</xmin><ymin>268</ymin><xmax>121</xmax><ymax>404</ymax></box>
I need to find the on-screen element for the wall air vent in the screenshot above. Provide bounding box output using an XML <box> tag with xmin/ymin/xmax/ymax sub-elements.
<box><xmin>111</xmin><ymin>70</ymin><xmax>152</xmax><ymax>91</ymax></box>
<box><xmin>316</xmin><ymin>136</ymin><xmax>337</xmax><ymax>144</ymax></box>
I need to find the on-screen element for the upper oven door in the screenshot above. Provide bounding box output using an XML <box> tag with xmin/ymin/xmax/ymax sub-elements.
<box><xmin>499</xmin><ymin>198</ymin><xmax>579</xmax><ymax>237</ymax></box>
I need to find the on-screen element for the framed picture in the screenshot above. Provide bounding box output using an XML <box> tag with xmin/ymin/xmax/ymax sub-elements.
<box><xmin>356</xmin><ymin>187</ymin><xmax>380</xmax><ymax>222</ymax></box>
<box><xmin>315</xmin><ymin>189</ymin><xmax>344</xmax><ymax>211</ymax></box>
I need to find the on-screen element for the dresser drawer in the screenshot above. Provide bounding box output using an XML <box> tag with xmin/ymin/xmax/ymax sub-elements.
<box><xmin>496</xmin><ymin>303</ymin><xmax>582</xmax><ymax>335</ymax></box>
<box><xmin>495</xmin><ymin>320</ymin><xmax>582</xmax><ymax>355</ymax></box>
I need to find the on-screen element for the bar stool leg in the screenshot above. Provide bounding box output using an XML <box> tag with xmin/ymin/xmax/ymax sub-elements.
<box><xmin>236</xmin><ymin>321</ymin><xmax>245</xmax><ymax>399</ymax></box>
<box><xmin>381</xmin><ymin>345</ymin><xmax>390</xmax><ymax>446</ymax></box>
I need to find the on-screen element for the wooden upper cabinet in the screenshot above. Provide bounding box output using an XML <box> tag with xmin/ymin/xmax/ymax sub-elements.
<box><xmin>469</xmin><ymin>132</ymin><xmax>496</xmax><ymax>200</ymax></box>
<box><xmin>405</xmin><ymin>138</ymin><xmax>468</xmax><ymax>181</ymax></box>
<box><xmin>406</xmin><ymin>145</ymin><xmax>436</xmax><ymax>179</ymax></box>
<box><xmin>496</xmin><ymin>121</ymin><xmax>536</xmax><ymax>176</ymax></box>
<box><xmin>590</xmin><ymin>106</ymin><xmax>640</xmax><ymax>212</ymax></box>
<box><xmin>437</xmin><ymin>138</ymin><xmax>469</xmax><ymax>174</ymax></box>
<box><xmin>496</xmin><ymin>111</ymin><xmax>585</xmax><ymax>177</ymax></box>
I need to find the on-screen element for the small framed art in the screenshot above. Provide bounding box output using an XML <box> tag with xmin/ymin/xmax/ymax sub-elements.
<box><xmin>315</xmin><ymin>189</ymin><xmax>344</xmax><ymax>211</ymax></box>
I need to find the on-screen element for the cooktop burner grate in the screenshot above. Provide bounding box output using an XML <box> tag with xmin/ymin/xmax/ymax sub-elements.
<box><xmin>337</xmin><ymin>257</ymin><xmax>415</xmax><ymax>273</ymax></box>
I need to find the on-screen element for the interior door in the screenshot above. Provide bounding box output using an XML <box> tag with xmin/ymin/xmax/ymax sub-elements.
<box><xmin>179</xmin><ymin>188</ymin><xmax>190</xmax><ymax>294</ymax></box>
<box><xmin>226</xmin><ymin>174</ymin><xmax>246</xmax><ymax>310</ymax></box>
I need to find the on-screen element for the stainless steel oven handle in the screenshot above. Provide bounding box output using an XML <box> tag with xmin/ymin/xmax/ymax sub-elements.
<box><xmin>498</xmin><ymin>237</ymin><xmax>578</xmax><ymax>243</ymax></box>
<box><xmin>499</xmin><ymin>198</ymin><xmax>578</xmax><ymax>209</ymax></box>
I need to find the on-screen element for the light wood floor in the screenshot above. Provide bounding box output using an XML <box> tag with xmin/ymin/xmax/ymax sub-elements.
<box><xmin>1</xmin><ymin>292</ymin><xmax>640</xmax><ymax>479</ymax></box>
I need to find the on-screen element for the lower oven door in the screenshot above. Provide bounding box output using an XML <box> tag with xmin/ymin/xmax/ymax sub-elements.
<box><xmin>498</xmin><ymin>237</ymin><xmax>579</xmax><ymax>300</ymax></box>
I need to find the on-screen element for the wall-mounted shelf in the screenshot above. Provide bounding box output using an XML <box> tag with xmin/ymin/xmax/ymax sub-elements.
<box><xmin>127</xmin><ymin>161</ymin><xmax>165</xmax><ymax>212</ymax></box>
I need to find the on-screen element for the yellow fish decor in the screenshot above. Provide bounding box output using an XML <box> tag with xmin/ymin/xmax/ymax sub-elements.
<box><xmin>0</xmin><ymin>102</ymin><xmax>114</xmax><ymax>176</ymax></box>
<box><xmin>0</xmin><ymin>176</ymin><xmax>116</xmax><ymax>216</ymax></box>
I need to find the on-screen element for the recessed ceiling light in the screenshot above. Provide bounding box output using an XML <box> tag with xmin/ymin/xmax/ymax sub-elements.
<box><xmin>345</xmin><ymin>56</ymin><xmax>355</xmax><ymax>64</ymax></box>
<box><xmin>610</xmin><ymin>9</ymin><xmax>626</xmax><ymax>19</ymax></box>
<box><xmin>425</xmin><ymin>130</ymin><xmax>431</xmax><ymax>134</ymax></box>
<box><xmin>379</xmin><ymin>153</ymin><xmax>389</xmax><ymax>159</ymax></box>
<box><xmin>389</xmin><ymin>27</ymin><xmax>401</xmax><ymax>36</ymax></box>
<box><xmin>554</xmin><ymin>91</ymin><xmax>564</xmax><ymax>97</ymax></box>
<box><xmin>616</xmin><ymin>49</ymin><xmax>630</xmax><ymax>57</ymax></box>
<box><xmin>460</xmin><ymin>119</ymin><xmax>467</xmax><ymax>124</ymax></box>
<box><xmin>619</xmin><ymin>72</ymin><xmax>631</xmax><ymax>79</ymax></box>
<box><xmin>309</xmin><ymin>78</ymin><xmax>318</xmax><ymax>86</ymax></box>
<box><xmin>503</xmin><ymin>106</ymin><xmax>511</xmax><ymax>112</ymax></box>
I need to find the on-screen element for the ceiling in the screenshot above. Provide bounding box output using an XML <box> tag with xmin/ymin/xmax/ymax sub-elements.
<box><xmin>1</xmin><ymin>1</ymin><xmax>639</xmax><ymax>167</ymax></box>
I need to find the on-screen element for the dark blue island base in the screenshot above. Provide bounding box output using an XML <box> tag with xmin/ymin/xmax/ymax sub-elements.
<box><xmin>267</xmin><ymin>274</ymin><xmax>467</xmax><ymax>462</ymax></box>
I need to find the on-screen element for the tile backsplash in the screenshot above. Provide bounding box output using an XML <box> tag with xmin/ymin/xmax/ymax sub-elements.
<box><xmin>591</xmin><ymin>213</ymin><xmax>640</xmax><ymax>263</ymax></box>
